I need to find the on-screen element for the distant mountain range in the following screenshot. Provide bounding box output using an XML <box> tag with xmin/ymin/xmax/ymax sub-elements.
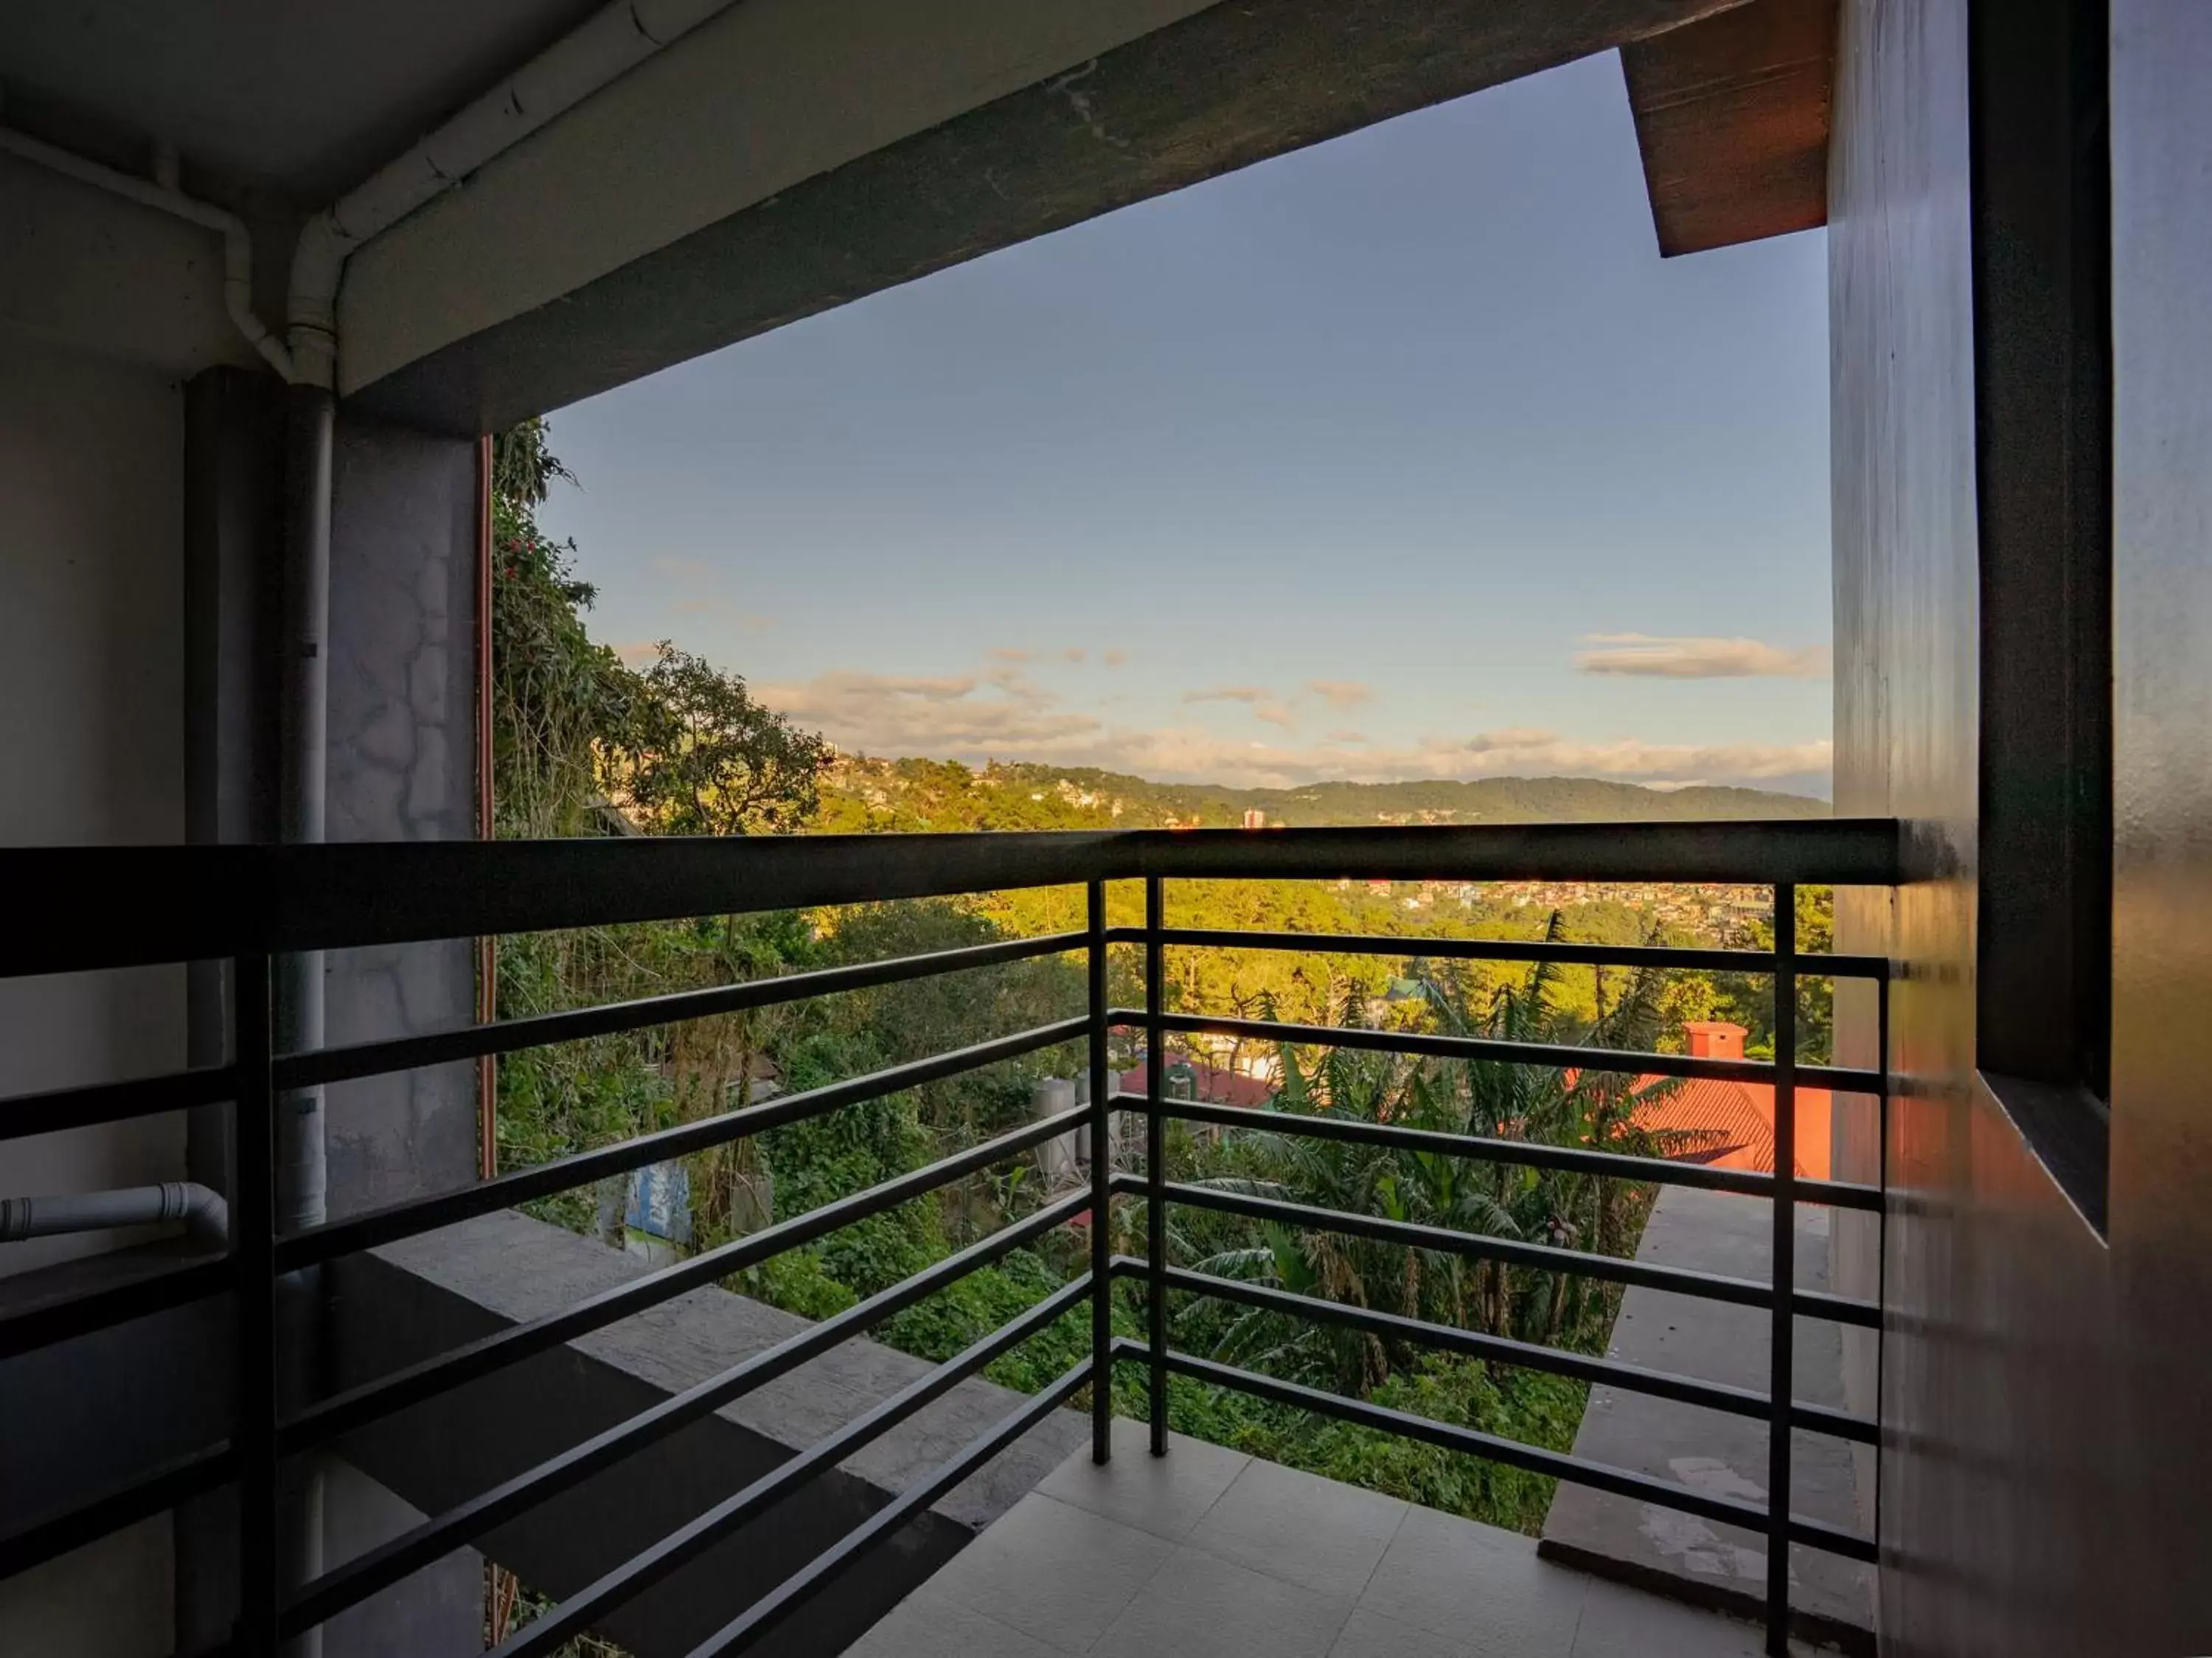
<box><xmin>815</xmin><ymin>758</ymin><xmax>1828</xmax><ymax>833</ymax></box>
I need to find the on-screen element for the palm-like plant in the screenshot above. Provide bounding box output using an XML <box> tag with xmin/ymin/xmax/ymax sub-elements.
<box><xmin>1179</xmin><ymin>913</ymin><xmax>1688</xmax><ymax>1395</ymax></box>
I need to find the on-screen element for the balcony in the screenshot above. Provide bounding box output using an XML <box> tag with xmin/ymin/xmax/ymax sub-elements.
<box><xmin>857</xmin><ymin>1420</ymin><xmax>1784</xmax><ymax>1658</ymax></box>
<box><xmin>1</xmin><ymin>818</ymin><xmax>1896</xmax><ymax>1657</ymax></box>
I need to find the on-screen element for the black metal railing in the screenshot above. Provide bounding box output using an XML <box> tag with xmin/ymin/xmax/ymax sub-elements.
<box><xmin>0</xmin><ymin>818</ymin><xmax>1896</xmax><ymax>1657</ymax></box>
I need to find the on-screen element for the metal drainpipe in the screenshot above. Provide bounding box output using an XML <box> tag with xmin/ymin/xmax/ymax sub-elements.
<box><xmin>277</xmin><ymin>382</ymin><xmax>334</xmax><ymax>1658</ymax></box>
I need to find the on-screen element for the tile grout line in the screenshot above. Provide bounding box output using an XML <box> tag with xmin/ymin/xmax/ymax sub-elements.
<box><xmin>1171</xmin><ymin>1443</ymin><xmax>1253</xmax><ymax>1541</ymax></box>
<box><xmin>919</xmin><ymin>1583</ymin><xmax>1077</xmax><ymax>1658</ymax></box>
<box><xmin>1347</xmin><ymin>1500</ymin><xmax>1415</xmax><ymax>1603</ymax></box>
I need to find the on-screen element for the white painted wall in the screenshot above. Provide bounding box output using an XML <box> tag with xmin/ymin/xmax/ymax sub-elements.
<box><xmin>0</xmin><ymin>330</ymin><xmax>190</xmax><ymax>1280</ymax></box>
<box><xmin>0</xmin><ymin>1517</ymin><xmax>173</xmax><ymax>1658</ymax></box>
<box><xmin>0</xmin><ymin>167</ymin><xmax>237</xmax><ymax>1658</ymax></box>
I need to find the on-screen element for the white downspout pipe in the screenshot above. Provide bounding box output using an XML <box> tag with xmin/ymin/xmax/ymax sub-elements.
<box><xmin>0</xmin><ymin>125</ymin><xmax>293</xmax><ymax>380</ymax></box>
<box><xmin>10</xmin><ymin>8</ymin><xmax>742</xmax><ymax>1643</ymax></box>
<box><xmin>284</xmin><ymin>0</ymin><xmax>740</xmax><ymax>386</ymax></box>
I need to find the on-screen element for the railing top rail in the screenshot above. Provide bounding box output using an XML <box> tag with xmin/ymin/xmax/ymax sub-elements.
<box><xmin>7</xmin><ymin>818</ymin><xmax>1901</xmax><ymax>979</ymax></box>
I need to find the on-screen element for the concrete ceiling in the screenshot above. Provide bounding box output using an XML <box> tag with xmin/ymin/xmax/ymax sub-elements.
<box><xmin>0</xmin><ymin>0</ymin><xmax>600</xmax><ymax>201</ymax></box>
<box><xmin>4</xmin><ymin>0</ymin><xmax>1762</xmax><ymax>432</ymax></box>
<box><xmin>341</xmin><ymin>0</ymin><xmax>1749</xmax><ymax>434</ymax></box>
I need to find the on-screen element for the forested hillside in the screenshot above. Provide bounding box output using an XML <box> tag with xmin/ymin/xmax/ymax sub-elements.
<box><xmin>814</xmin><ymin>757</ymin><xmax>1825</xmax><ymax>834</ymax></box>
<box><xmin>483</xmin><ymin>421</ymin><xmax>1829</xmax><ymax>1637</ymax></box>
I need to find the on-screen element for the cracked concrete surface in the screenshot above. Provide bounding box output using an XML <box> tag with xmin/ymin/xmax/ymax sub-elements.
<box><xmin>324</xmin><ymin>414</ymin><xmax>481</xmax><ymax>1218</ymax></box>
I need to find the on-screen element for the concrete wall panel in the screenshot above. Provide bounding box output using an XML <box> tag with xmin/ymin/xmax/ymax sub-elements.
<box><xmin>1834</xmin><ymin>2</ymin><xmax>2212</xmax><ymax>1651</ymax></box>
<box><xmin>324</xmin><ymin>412</ymin><xmax>483</xmax><ymax>1216</ymax></box>
<box><xmin>0</xmin><ymin>334</ymin><xmax>189</xmax><ymax>1277</ymax></box>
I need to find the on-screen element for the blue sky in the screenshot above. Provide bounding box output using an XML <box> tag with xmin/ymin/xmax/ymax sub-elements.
<box><xmin>539</xmin><ymin>50</ymin><xmax>1833</xmax><ymax>797</ymax></box>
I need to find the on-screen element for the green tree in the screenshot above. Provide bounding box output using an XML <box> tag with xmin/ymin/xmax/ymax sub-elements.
<box><xmin>605</xmin><ymin>644</ymin><xmax>830</xmax><ymax>836</ymax></box>
<box><xmin>490</xmin><ymin>420</ymin><xmax>634</xmax><ymax>837</ymax></box>
<box><xmin>1178</xmin><ymin>916</ymin><xmax>1685</xmax><ymax>1396</ymax></box>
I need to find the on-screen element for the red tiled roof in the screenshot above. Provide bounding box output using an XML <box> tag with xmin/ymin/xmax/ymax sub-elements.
<box><xmin>1630</xmin><ymin>1075</ymin><xmax>1784</xmax><ymax>1172</ymax></box>
<box><xmin>1117</xmin><ymin>1055</ymin><xmax>1276</xmax><ymax>1109</ymax></box>
<box><xmin>1627</xmin><ymin>1072</ymin><xmax>1832</xmax><ymax>1179</ymax></box>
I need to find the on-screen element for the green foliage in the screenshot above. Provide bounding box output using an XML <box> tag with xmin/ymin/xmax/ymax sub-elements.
<box><xmin>490</xmin><ymin>421</ymin><xmax>827</xmax><ymax>840</ymax></box>
<box><xmin>484</xmin><ymin>418</ymin><xmax>1839</xmax><ymax>1549</ymax></box>
<box><xmin>1170</xmin><ymin>923</ymin><xmax>1674</xmax><ymax>1402</ymax></box>
<box><xmin>1128</xmin><ymin>1360</ymin><xmax>1586</xmax><ymax>1535</ymax></box>
<box><xmin>815</xmin><ymin>755</ymin><xmax>1827</xmax><ymax>834</ymax></box>
<box><xmin>604</xmin><ymin>643</ymin><xmax>830</xmax><ymax>836</ymax></box>
<box><xmin>490</xmin><ymin>422</ymin><xmax>634</xmax><ymax>838</ymax></box>
<box><xmin>1704</xmin><ymin>884</ymin><xmax>1835</xmax><ymax>1061</ymax></box>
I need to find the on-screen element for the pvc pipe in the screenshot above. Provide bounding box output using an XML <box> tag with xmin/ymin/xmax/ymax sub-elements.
<box><xmin>9</xmin><ymin>0</ymin><xmax>745</xmax><ymax>386</ymax></box>
<box><xmin>275</xmin><ymin>382</ymin><xmax>335</xmax><ymax>1658</ymax></box>
<box><xmin>0</xmin><ymin>1182</ymin><xmax>228</xmax><ymax>1243</ymax></box>
<box><xmin>276</xmin><ymin>387</ymin><xmax>334</xmax><ymax>1237</ymax></box>
<box><xmin>0</xmin><ymin>125</ymin><xmax>293</xmax><ymax>380</ymax></box>
<box><xmin>285</xmin><ymin>0</ymin><xmax>743</xmax><ymax>386</ymax></box>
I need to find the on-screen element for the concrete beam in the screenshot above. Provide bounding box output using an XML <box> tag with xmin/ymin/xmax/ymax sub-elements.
<box><xmin>0</xmin><ymin>151</ymin><xmax>262</xmax><ymax>379</ymax></box>
<box><xmin>1621</xmin><ymin>0</ymin><xmax>1836</xmax><ymax>257</ymax></box>
<box><xmin>345</xmin><ymin>0</ymin><xmax>1742</xmax><ymax>434</ymax></box>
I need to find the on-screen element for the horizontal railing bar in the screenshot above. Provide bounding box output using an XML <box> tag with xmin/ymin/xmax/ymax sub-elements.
<box><xmin>685</xmin><ymin>1359</ymin><xmax>1094</xmax><ymax>1658</ymax></box>
<box><xmin>1147</xmin><ymin>1179</ymin><xmax>1789</xmax><ymax>1314</ymax></box>
<box><xmin>5</xmin><ymin>834</ymin><xmax>1120</xmax><ymax>977</ymax></box>
<box><xmin>1132</xmin><ymin>1179</ymin><xmax>1877</xmax><ymax>1330</ymax></box>
<box><xmin>7</xmin><ymin>819</ymin><xmax>1903</xmax><ymax>977</ymax></box>
<box><xmin>1134</xmin><ymin>1260</ymin><xmax>1877</xmax><ymax>1446</ymax></box>
<box><xmin>1133</xmin><ymin>1093</ymin><xmax>1885</xmax><ymax>1213</ymax></box>
<box><xmin>1132</xmin><ymin>927</ymin><xmax>1889</xmax><ymax>981</ymax></box>
<box><xmin>282</xmin><ymin>1191</ymin><xmax>1091</xmax><ymax>1634</ymax></box>
<box><xmin>278</xmin><ymin>1016</ymin><xmax>1089</xmax><ymax>1271</ymax></box>
<box><xmin>282</xmin><ymin>1106</ymin><xmax>1093</xmax><ymax>1454</ymax></box>
<box><xmin>0</xmin><ymin>1064</ymin><xmax>240</xmax><ymax>1143</ymax></box>
<box><xmin>1114</xmin><ymin>1008</ymin><xmax>1885</xmax><ymax>1095</ymax></box>
<box><xmin>0</xmin><ymin>1441</ymin><xmax>234</xmax><ymax>1584</ymax></box>
<box><xmin>1115</xmin><ymin>819</ymin><xmax>1903</xmax><ymax>888</ymax></box>
<box><xmin>280</xmin><ymin>931</ymin><xmax>1086</xmax><ymax>1092</ymax></box>
<box><xmin>1122</xmin><ymin>1342</ymin><xmax>1878</xmax><ymax>1564</ymax></box>
<box><xmin>1791</xmin><ymin>1286</ymin><xmax>1885</xmax><ymax>1330</ymax></box>
<box><xmin>0</xmin><ymin>1255</ymin><xmax>232</xmax><ymax>1361</ymax></box>
<box><xmin>493</xmin><ymin>1280</ymin><xmax>1093</xmax><ymax>1658</ymax></box>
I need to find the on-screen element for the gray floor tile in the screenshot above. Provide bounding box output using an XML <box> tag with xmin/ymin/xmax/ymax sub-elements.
<box><xmin>923</xmin><ymin>1491</ymin><xmax>1175</xmax><ymax>1655</ymax></box>
<box><xmin>1358</xmin><ymin>1505</ymin><xmax>1585</xmax><ymax>1657</ymax></box>
<box><xmin>1186</xmin><ymin>1455</ymin><xmax>1410</xmax><ymax>1601</ymax></box>
<box><xmin>1091</xmin><ymin>1547</ymin><xmax>1356</xmax><ymax>1658</ymax></box>
<box><xmin>1036</xmin><ymin>1418</ymin><xmax>1252</xmax><ymax>1541</ymax></box>
<box><xmin>846</xmin><ymin>1590</ymin><xmax>1065</xmax><ymax>1658</ymax></box>
<box><xmin>1568</xmin><ymin>1576</ymin><xmax>1767</xmax><ymax>1658</ymax></box>
<box><xmin>1329</xmin><ymin>1606</ymin><xmax>1472</xmax><ymax>1658</ymax></box>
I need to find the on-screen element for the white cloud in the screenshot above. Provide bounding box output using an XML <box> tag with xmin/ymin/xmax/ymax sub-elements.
<box><xmin>1254</xmin><ymin>704</ymin><xmax>1298</xmax><ymax>732</ymax></box>
<box><xmin>1306</xmin><ymin>679</ymin><xmax>1376</xmax><ymax>711</ymax></box>
<box><xmin>757</xmin><ymin>670</ymin><xmax>1100</xmax><ymax>754</ymax></box>
<box><xmin>1102</xmin><ymin>649</ymin><xmax>1129</xmax><ymax>668</ymax></box>
<box><xmin>1182</xmin><ymin>685</ymin><xmax>1274</xmax><ymax>705</ymax></box>
<box><xmin>1576</xmin><ymin>634</ymin><xmax>1831</xmax><ymax>679</ymax></box>
<box><xmin>754</xmin><ymin>668</ymin><xmax>1829</xmax><ymax>791</ymax></box>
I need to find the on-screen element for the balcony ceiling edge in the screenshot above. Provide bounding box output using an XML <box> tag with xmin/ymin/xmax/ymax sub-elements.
<box><xmin>343</xmin><ymin>0</ymin><xmax>1745</xmax><ymax>437</ymax></box>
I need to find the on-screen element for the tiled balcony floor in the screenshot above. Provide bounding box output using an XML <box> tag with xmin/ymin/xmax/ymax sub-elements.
<box><xmin>850</xmin><ymin>1419</ymin><xmax>1807</xmax><ymax>1658</ymax></box>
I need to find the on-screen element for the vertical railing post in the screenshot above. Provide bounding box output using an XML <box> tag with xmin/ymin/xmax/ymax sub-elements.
<box><xmin>1144</xmin><ymin>875</ymin><xmax>1168</xmax><ymax>1457</ymax></box>
<box><xmin>1873</xmin><ymin>956</ymin><xmax>1891</xmax><ymax>1553</ymax></box>
<box><xmin>1087</xmin><ymin>878</ymin><xmax>1113</xmax><ymax>1465</ymax></box>
<box><xmin>233</xmin><ymin>952</ymin><xmax>279</xmax><ymax>1657</ymax></box>
<box><xmin>1766</xmin><ymin>884</ymin><xmax>1798</xmax><ymax>1657</ymax></box>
